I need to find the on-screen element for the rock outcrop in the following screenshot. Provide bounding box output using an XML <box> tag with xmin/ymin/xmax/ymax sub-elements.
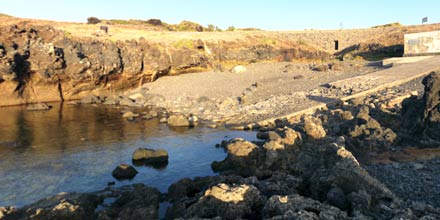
<box><xmin>402</xmin><ymin>71</ymin><xmax>440</xmax><ymax>145</ymax></box>
<box><xmin>0</xmin><ymin>23</ymin><xmax>330</xmax><ymax>106</ymax></box>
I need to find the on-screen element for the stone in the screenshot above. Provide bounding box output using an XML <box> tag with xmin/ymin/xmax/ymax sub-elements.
<box><xmin>167</xmin><ymin>114</ymin><xmax>191</xmax><ymax>127</ymax></box>
<box><xmin>25</xmin><ymin>102</ymin><xmax>52</xmax><ymax>111</ymax></box>
<box><xmin>231</xmin><ymin>65</ymin><xmax>247</xmax><ymax>73</ymax></box>
<box><xmin>226</xmin><ymin>139</ymin><xmax>259</xmax><ymax>157</ymax></box>
<box><xmin>356</xmin><ymin>105</ymin><xmax>370</xmax><ymax>122</ymax></box>
<box><xmin>383</xmin><ymin>128</ymin><xmax>397</xmax><ymax>143</ymax></box>
<box><xmin>341</xmin><ymin>111</ymin><xmax>354</xmax><ymax>120</ymax></box>
<box><xmin>122</xmin><ymin>111</ymin><xmax>139</xmax><ymax>118</ymax></box>
<box><xmin>112</xmin><ymin>163</ymin><xmax>138</xmax><ymax>180</ymax></box>
<box><xmin>326</xmin><ymin>186</ymin><xmax>349</xmax><ymax>210</ymax></box>
<box><xmin>211</xmin><ymin>139</ymin><xmax>261</xmax><ymax>176</ymax></box>
<box><xmin>181</xmin><ymin>183</ymin><xmax>262</xmax><ymax>220</ymax></box>
<box><xmin>159</xmin><ymin>117</ymin><xmax>168</xmax><ymax>123</ymax></box>
<box><xmin>303</xmin><ymin>115</ymin><xmax>326</xmax><ymax>140</ymax></box>
<box><xmin>268</xmin><ymin>131</ymin><xmax>282</xmax><ymax>141</ymax></box>
<box><xmin>148</xmin><ymin>110</ymin><xmax>158</xmax><ymax>117</ymax></box>
<box><xmin>132</xmin><ymin>148</ymin><xmax>168</xmax><ymax>165</ymax></box>
<box><xmin>262</xmin><ymin>194</ymin><xmax>349</xmax><ymax>219</ymax></box>
<box><xmin>1</xmin><ymin>192</ymin><xmax>101</xmax><ymax>220</ymax></box>
<box><xmin>96</xmin><ymin>184</ymin><xmax>161</xmax><ymax>220</ymax></box>
<box><xmin>256</xmin><ymin>131</ymin><xmax>269</xmax><ymax>140</ymax></box>
<box><xmin>128</xmin><ymin>93</ymin><xmax>145</xmax><ymax>101</ymax></box>
<box><xmin>281</xmin><ymin>128</ymin><xmax>302</xmax><ymax>146</ymax></box>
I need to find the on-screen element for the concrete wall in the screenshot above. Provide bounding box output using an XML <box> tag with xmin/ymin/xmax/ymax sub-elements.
<box><xmin>404</xmin><ymin>30</ymin><xmax>440</xmax><ymax>56</ymax></box>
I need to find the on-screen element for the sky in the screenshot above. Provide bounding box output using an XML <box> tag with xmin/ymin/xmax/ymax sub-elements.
<box><xmin>1</xmin><ymin>0</ymin><xmax>439</xmax><ymax>30</ymax></box>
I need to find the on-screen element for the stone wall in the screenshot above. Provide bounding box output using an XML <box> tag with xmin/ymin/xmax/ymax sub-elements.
<box><xmin>404</xmin><ymin>30</ymin><xmax>440</xmax><ymax>56</ymax></box>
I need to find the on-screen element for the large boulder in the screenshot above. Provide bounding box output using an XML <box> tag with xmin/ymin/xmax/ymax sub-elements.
<box><xmin>293</xmin><ymin>143</ymin><xmax>397</xmax><ymax>218</ymax></box>
<box><xmin>132</xmin><ymin>148</ymin><xmax>168</xmax><ymax>167</ymax></box>
<box><xmin>402</xmin><ymin>71</ymin><xmax>440</xmax><ymax>144</ymax></box>
<box><xmin>180</xmin><ymin>183</ymin><xmax>263</xmax><ymax>220</ymax></box>
<box><xmin>112</xmin><ymin>163</ymin><xmax>138</xmax><ymax>180</ymax></box>
<box><xmin>211</xmin><ymin>139</ymin><xmax>263</xmax><ymax>176</ymax></box>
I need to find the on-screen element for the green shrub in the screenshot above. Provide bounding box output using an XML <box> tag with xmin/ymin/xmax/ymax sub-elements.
<box><xmin>87</xmin><ymin>17</ymin><xmax>101</xmax><ymax>24</ymax></box>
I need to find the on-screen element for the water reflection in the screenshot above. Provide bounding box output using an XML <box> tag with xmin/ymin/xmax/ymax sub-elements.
<box><xmin>0</xmin><ymin>103</ymin><xmax>256</xmax><ymax>207</ymax></box>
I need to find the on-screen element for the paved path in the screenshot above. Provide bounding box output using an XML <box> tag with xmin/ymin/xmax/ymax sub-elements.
<box><xmin>250</xmin><ymin>56</ymin><xmax>440</xmax><ymax>126</ymax></box>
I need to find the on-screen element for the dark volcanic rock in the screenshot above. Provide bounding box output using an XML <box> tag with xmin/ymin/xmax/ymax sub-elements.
<box><xmin>2</xmin><ymin>192</ymin><xmax>101</xmax><ymax>220</ymax></box>
<box><xmin>112</xmin><ymin>163</ymin><xmax>138</xmax><ymax>180</ymax></box>
<box><xmin>96</xmin><ymin>184</ymin><xmax>160</xmax><ymax>220</ymax></box>
<box><xmin>263</xmin><ymin>194</ymin><xmax>349</xmax><ymax>219</ymax></box>
<box><xmin>401</xmin><ymin>71</ymin><xmax>440</xmax><ymax>144</ymax></box>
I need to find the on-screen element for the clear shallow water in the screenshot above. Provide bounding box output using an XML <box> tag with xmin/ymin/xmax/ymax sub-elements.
<box><xmin>0</xmin><ymin>103</ymin><xmax>256</xmax><ymax>207</ymax></box>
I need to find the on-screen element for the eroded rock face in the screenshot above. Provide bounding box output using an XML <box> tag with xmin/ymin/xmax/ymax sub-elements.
<box><xmin>0</xmin><ymin>23</ymin><xmax>330</xmax><ymax>106</ymax></box>
<box><xmin>402</xmin><ymin>72</ymin><xmax>440</xmax><ymax>144</ymax></box>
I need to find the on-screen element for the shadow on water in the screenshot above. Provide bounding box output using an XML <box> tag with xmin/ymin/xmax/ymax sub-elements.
<box><xmin>0</xmin><ymin>103</ymin><xmax>257</xmax><ymax>207</ymax></box>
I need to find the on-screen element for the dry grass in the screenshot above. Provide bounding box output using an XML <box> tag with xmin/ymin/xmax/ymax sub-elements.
<box><xmin>1</xmin><ymin>15</ymin><xmax>440</xmax><ymax>53</ymax></box>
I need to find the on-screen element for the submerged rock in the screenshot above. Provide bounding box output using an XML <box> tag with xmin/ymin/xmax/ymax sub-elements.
<box><xmin>25</xmin><ymin>103</ymin><xmax>52</xmax><ymax>111</ymax></box>
<box><xmin>112</xmin><ymin>163</ymin><xmax>138</xmax><ymax>180</ymax></box>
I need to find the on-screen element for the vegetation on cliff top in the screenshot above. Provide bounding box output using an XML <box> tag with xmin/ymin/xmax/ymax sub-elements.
<box><xmin>90</xmin><ymin>16</ymin><xmax>261</xmax><ymax>32</ymax></box>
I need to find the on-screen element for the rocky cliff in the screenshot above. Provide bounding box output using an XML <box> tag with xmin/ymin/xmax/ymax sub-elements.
<box><xmin>0</xmin><ymin>22</ymin><xmax>330</xmax><ymax>106</ymax></box>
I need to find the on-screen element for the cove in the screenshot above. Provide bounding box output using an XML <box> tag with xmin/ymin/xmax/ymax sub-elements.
<box><xmin>0</xmin><ymin>103</ymin><xmax>256</xmax><ymax>207</ymax></box>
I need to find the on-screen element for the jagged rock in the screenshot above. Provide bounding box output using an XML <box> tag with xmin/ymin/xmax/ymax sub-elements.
<box><xmin>181</xmin><ymin>183</ymin><xmax>262</xmax><ymax>220</ymax></box>
<box><xmin>1</xmin><ymin>192</ymin><xmax>101</xmax><ymax>220</ymax></box>
<box><xmin>167</xmin><ymin>114</ymin><xmax>191</xmax><ymax>127</ymax></box>
<box><xmin>96</xmin><ymin>184</ymin><xmax>160</xmax><ymax>220</ymax></box>
<box><xmin>402</xmin><ymin>72</ymin><xmax>440</xmax><ymax>144</ymax></box>
<box><xmin>293</xmin><ymin>143</ymin><xmax>397</xmax><ymax>218</ymax></box>
<box><xmin>112</xmin><ymin>164</ymin><xmax>138</xmax><ymax>180</ymax></box>
<box><xmin>304</xmin><ymin>115</ymin><xmax>326</xmax><ymax>140</ymax></box>
<box><xmin>262</xmin><ymin>194</ymin><xmax>349</xmax><ymax>219</ymax></box>
<box><xmin>211</xmin><ymin>139</ymin><xmax>262</xmax><ymax>176</ymax></box>
<box><xmin>281</xmin><ymin>127</ymin><xmax>303</xmax><ymax>146</ymax></box>
<box><xmin>132</xmin><ymin>148</ymin><xmax>168</xmax><ymax>166</ymax></box>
